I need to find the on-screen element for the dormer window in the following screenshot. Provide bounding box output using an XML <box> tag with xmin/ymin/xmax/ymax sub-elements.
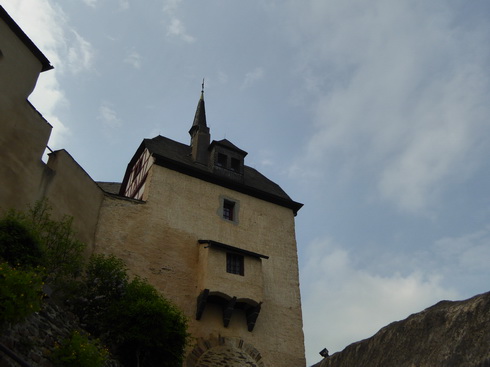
<box><xmin>209</xmin><ymin>139</ymin><xmax>247</xmax><ymax>178</ymax></box>
<box><xmin>217</xmin><ymin>153</ymin><xmax>227</xmax><ymax>167</ymax></box>
<box><xmin>230</xmin><ymin>158</ymin><xmax>240</xmax><ymax>172</ymax></box>
<box><xmin>214</xmin><ymin>152</ymin><xmax>242</xmax><ymax>174</ymax></box>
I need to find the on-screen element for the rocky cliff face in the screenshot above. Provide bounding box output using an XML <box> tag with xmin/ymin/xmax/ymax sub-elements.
<box><xmin>314</xmin><ymin>291</ymin><xmax>490</xmax><ymax>367</ymax></box>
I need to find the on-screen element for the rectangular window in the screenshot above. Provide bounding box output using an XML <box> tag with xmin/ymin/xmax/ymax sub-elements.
<box><xmin>230</xmin><ymin>158</ymin><xmax>240</xmax><ymax>172</ymax></box>
<box><xmin>223</xmin><ymin>200</ymin><xmax>235</xmax><ymax>221</ymax></box>
<box><xmin>217</xmin><ymin>153</ymin><xmax>227</xmax><ymax>167</ymax></box>
<box><xmin>226</xmin><ymin>253</ymin><xmax>244</xmax><ymax>276</ymax></box>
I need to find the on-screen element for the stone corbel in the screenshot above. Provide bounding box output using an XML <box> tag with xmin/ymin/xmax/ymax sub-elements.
<box><xmin>223</xmin><ymin>296</ymin><xmax>237</xmax><ymax>327</ymax></box>
<box><xmin>196</xmin><ymin>288</ymin><xmax>210</xmax><ymax>320</ymax></box>
<box><xmin>246</xmin><ymin>302</ymin><xmax>262</xmax><ymax>332</ymax></box>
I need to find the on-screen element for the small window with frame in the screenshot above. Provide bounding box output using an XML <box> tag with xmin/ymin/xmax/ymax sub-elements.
<box><xmin>226</xmin><ymin>253</ymin><xmax>244</xmax><ymax>276</ymax></box>
<box><xmin>223</xmin><ymin>200</ymin><xmax>235</xmax><ymax>221</ymax></box>
<box><xmin>217</xmin><ymin>153</ymin><xmax>227</xmax><ymax>167</ymax></box>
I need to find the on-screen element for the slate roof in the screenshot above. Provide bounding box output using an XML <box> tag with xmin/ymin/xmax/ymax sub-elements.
<box><xmin>121</xmin><ymin>135</ymin><xmax>303</xmax><ymax>215</ymax></box>
<box><xmin>189</xmin><ymin>92</ymin><xmax>207</xmax><ymax>134</ymax></box>
<box><xmin>210</xmin><ymin>139</ymin><xmax>248</xmax><ymax>156</ymax></box>
<box><xmin>96</xmin><ymin>182</ymin><xmax>121</xmax><ymax>195</ymax></box>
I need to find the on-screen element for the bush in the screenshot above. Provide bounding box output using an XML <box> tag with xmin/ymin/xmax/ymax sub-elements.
<box><xmin>108</xmin><ymin>277</ymin><xmax>189</xmax><ymax>367</ymax></box>
<box><xmin>2</xmin><ymin>200</ymin><xmax>86</xmax><ymax>289</ymax></box>
<box><xmin>28</xmin><ymin>200</ymin><xmax>86</xmax><ymax>282</ymax></box>
<box><xmin>0</xmin><ymin>217</ymin><xmax>43</xmax><ymax>267</ymax></box>
<box><xmin>71</xmin><ymin>254</ymin><xmax>189</xmax><ymax>366</ymax></box>
<box><xmin>84</xmin><ymin>254</ymin><xmax>128</xmax><ymax>302</ymax></box>
<box><xmin>74</xmin><ymin>254</ymin><xmax>129</xmax><ymax>335</ymax></box>
<box><xmin>50</xmin><ymin>330</ymin><xmax>108</xmax><ymax>367</ymax></box>
<box><xmin>0</xmin><ymin>262</ymin><xmax>44</xmax><ymax>327</ymax></box>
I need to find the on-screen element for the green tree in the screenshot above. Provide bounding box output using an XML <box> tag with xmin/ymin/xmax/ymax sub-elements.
<box><xmin>0</xmin><ymin>217</ymin><xmax>43</xmax><ymax>268</ymax></box>
<box><xmin>108</xmin><ymin>277</ymin><xmax>189</xmax><ymax>367</ymax></box>
<box><xmin>1</xmin><ymin>200</ymin><xmax>86</xmax><ymax>289</ymax></box>
<box><xmin>74</xmin><ymin>254</ymin><xmax>129</xmax><ymax>336</ymax></box>
<box><xmin>0</xmin><ymin>262</ymin><xmax>44</xmax><ymax>327</ymax></box>
<box><xmin>50</xmin><ymin>330</ymin><xmax>108</xmax><ymax>367</ymax></box>
<box><xmin>72</xmin><ymin>254</ymin><xmax>189</xmax><ymax>367</ymax></box>
<box><xmin>27</xmin><ymin>200</ymin><xmax>85</xmax><ymax>282</ymax></box>
<box><xmin>0</xmin><ymin>200</ymin><xmax>87</xmax><ymax>326</ymax></box>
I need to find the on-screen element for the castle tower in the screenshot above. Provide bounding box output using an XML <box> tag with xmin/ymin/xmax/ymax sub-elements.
<box><xmin>95</xmin><ymin>91</ymin><xmax>305</xmax><ymax>367</ymax></box>
<box><xmin>0</xmin><ymin>8</ymin><xmax>304</xmax><ymax>365</ymax></box>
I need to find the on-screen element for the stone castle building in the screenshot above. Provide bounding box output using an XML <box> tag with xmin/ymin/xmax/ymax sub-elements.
<box><xmin>0</xmin><ymin>6</ymin><xmax>306</xmax><ymax>367</ymax></box>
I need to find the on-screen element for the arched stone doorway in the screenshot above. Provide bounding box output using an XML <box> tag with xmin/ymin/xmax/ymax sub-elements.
<box><xmin>187</xmin><ymin>336</ymin><xmax>266</xmax><ymax>367</ymax></box>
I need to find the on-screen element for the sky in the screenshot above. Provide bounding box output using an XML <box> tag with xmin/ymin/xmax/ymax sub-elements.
<box><xmin>4</xmin><ymin>0</ymin><xmax>490</xmax><ymax>365</ymax></box>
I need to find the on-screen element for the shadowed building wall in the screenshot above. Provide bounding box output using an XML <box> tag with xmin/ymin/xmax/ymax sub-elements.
<box><xmin>0</xmin><ymin>6</ymin><xmax>104</xmax><ymax>247</ymax></box>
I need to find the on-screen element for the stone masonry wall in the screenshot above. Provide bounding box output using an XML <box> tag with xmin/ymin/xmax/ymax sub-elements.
<box><xmin>0</xmin><ymin>300</ymin><xmax>122</xmax><ymax>367</ymax></box>
<box><xmin>0</xmin><ymin>301</ymin><xmax>79</xmax><ymax>367</ymax></box>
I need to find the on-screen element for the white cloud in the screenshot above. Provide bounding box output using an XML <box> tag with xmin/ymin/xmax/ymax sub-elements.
<box><xmin>287</xmin><ymin>0</ymin><xmax>490</xmax><ymax>214</ymax></box>
<box><xmin>98</xmin><ymin>102</ymin><xmax>122</xmax><ymax>129</ymax></box>
<box><xmin>162</xmin><ymin>0</ymin><xmax>195</xmax><ymax>43</ymax></box>
<box><xmin>166</xmin><ymin>18</ymin><xmax>195</xmax><ymax>43</ymax></box>
<box><xmin>124</xmin><ymin>51</ymin><xmax>142</xmax><ymax>69</ymax></box>
<box><xmin>241</xmin><ymin>67</ymin><xmax>265</xmax><ymax>89</ymax></box>
<box><xmin>4</xmin><ymin>0</ymin><xmax>96</xmax><ymax>148</ymax></box>
<box><xmin>67</xmin><ymin>30</ymin><xmax>94</xmax><ymax>73</ymax></box>
<box><xmin>301</xmin><ymin>236</ymin><xmax>457</xmax><ymax>365</ymax></box>
<box><xmin>30</xmin><ymin>73</ymin><xmax>70</xmax><ymax>147</ymax></box>
<box><xmin>3</xmin><ymin>0</ymin><xmax>71</xmax><ymax>147</ymax></box>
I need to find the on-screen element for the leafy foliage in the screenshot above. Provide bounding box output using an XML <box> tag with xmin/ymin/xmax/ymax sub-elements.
<box><xmin>85</xmin><ymin>254</ymin><xmax>128</xmax><ymax>303</ymax></box>
<box><xmin>27</xmin><ymin>200</ymin><xmax>86</xmax><ymax>282</ymax></box>
<box><xmin>0</xmin><ymin>200</ymin><xmax>85</xmax><ymax>328</ymax></box>
<box><xmin>1</xmin><ymin>200</ymin><xmax>86</xmax><ymax>289</ymax></box>
<box><xmin>74</xmin><ymin>254</ymin><xmax>129</xmax><ymax>335</ymax></box>
<box><xmin>0</xmin><ymin>217</ymin><xmax>43</xmax><ymax>267</ymax></box>
<box><xmin>50</xmin><ymin>330</ymin><xmax>108</xmax><ymax>367</ymax></box>
<box><xmin>72</xmin><ymin>254</ymin><xmax>189</xmax><ymax>367</ymax></box>
<box><xmin>108</xmin><ymin>277</ymin><xmax>189</xmax><ymax>367</ymax></box>
<box><xmin>0</xmin><ymin>262</ymin><xmax>44</xmax><ymax>327</ymax></box>
<box><xmin>0</xmin><ymin>202</ymin><xmax>189</xmax><ymax>366</ymax></box>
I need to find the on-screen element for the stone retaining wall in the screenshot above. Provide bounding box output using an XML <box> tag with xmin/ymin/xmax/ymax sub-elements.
<box><xmin>0</xmin><ymin>302</ymin><xmax>79</xmax><ymax>366</ymax></box>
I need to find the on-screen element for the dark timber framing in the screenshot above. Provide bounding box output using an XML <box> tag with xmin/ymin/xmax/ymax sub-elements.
<box><xmin>198</xmin><ymin>239</ymin><xmax>269</xmax><ymax>260</ymax></box>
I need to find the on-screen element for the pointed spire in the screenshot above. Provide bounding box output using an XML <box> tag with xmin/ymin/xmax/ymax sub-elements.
<box><xmin>189</xmin><ymin>78</ymin><xmax>207</xmax><ymax>135</ymax></box>
<box><xmin>189</xmin><ymin>80</ymin><xmax>210</xmax><ymax>165</ymax></box>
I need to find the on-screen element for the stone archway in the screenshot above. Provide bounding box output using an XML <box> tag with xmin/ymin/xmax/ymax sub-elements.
<box><xmin>187</xmin><ymin>336</ymin><xmax>266</xmax><ymax>367</ymax></box>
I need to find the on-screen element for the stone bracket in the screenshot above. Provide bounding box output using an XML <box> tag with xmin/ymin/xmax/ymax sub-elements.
<box><xmin>246</xmin><ymin>302</ymin><xmax>262</xmax><ymax>332</ymax></box>
<box><xmin>196</xmin><ymin>288</ymin><xmax>210</xmax><ymax>320</ymax></box>
<box><xmin>223</xmin><ymin>296</ymin><xmax>237</xmax><ymax>327</ymax></box>
<box><xmin>195</xmin><ymin>289</ymin><xmax>262</xmax><ymax>332</ymax></box>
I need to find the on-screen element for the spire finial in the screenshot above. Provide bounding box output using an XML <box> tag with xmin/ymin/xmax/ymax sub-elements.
<box><xmin>201</xmin><ymin>78</ymin><xmax>205</xmax><ymax>98</ymax></box>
